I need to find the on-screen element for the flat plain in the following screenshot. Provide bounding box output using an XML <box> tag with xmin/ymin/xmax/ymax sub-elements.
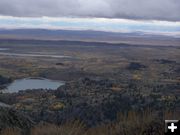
<box><xmin>0</xmin><ymin>39</ymin><xmax>179</xmax><ymax>134</ymax></box>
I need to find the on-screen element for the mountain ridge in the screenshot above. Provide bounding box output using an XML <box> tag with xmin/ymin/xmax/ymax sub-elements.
<box><xmin>0</xmin><ymin>29</ymin><xmax>179</xmax><ymax>46</ymax></box>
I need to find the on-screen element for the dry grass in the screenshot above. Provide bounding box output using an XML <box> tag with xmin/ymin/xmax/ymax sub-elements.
<box><xmin>0</xmin><ymin>128</ymin><xmax>21</xmax><ymax>135</ymax></box>
<box><xmin>2</xmin><ymin>110</ymin><xmax>179</xmax><ymax>135</ymax></box>
<box><xmin>31</xmin><ymin>121</ymin><xmax>86</xmax><ymax>135</ymax></box>
<box><xmin>86</xmin><ymin>109</ymin><xmax>163</xmax><ymax>135</ymax></box>
<box><xmin>164</xmin><ymin>110</ymin><xmax>180</xmax><ymax>120</ymax></box>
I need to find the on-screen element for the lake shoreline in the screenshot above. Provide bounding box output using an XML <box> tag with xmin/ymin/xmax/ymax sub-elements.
<box><xmin>2</xmin><ymin>77</ymin><xmax>65</xmax><ymax>93</ymax></box>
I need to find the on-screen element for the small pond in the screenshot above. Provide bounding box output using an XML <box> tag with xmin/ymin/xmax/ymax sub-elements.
<box><xmin>3</xmin><ymin>78</ymin><xmax>65</xmax><ymax>93</ymax></box>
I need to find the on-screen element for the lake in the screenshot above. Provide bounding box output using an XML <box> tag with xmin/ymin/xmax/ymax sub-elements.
<box><xmin>0</xmin><ymin>52</ymin><xmax>70</xmax><ymax>58</ymax></box>
<box><xmin>3</xmin><ymin>78</ymin><xmax>65</xmax><ymax>93</ymax></box>
<box><xmin>0</xmin><ymin>48</ymin><xmax>71</xmax><ymax>58</ymax></box>
<box><xmin>0</xmin><ymin>48</ymin><xmax>9</xmax><ymax>51</ymax></box>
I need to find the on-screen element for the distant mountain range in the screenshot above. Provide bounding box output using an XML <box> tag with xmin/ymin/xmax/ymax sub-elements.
<box><xmin>0</xmin><ymin>29</ymin><xmax>179</xmax><ymax>46</ymax></box>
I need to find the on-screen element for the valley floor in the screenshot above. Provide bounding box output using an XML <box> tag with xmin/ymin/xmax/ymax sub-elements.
<box><xmin>0</xmin><ymin>39</ymin><xmax>180</xmax><ymax>134</ymax></box>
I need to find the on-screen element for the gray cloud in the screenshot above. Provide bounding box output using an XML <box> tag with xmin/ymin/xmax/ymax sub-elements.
<box><xmin>0</xmin><ymin>0</ymin><xmax>180</xmax><ymax>21</ymax></box>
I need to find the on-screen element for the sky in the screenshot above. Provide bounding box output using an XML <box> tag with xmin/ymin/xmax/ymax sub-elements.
<box><xmin>0</xmin><ymin>0</ymin><xmax>180</xmax><ymax>37</ymax></box>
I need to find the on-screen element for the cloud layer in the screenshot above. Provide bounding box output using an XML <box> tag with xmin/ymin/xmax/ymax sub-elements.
<box><xmin>0</xmin><ymin>0</ymin><xmax>180</xmax><ymax>21</ymax></box>
<box><xmin>0</xmin><ymin>16</ymin><xmax>180</xmax><ymax>37</ymax></box>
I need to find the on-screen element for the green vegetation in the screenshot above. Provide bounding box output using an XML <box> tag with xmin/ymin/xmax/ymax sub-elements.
<box><xmin>0</xmin><ymin>75</ymin><xmax>12</xmax><ymax>86</ymax></box>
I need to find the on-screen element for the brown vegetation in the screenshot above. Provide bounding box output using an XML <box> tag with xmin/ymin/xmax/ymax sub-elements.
<box><xmin>1</xmin><ymin>109</ymin><xmax>173</xmax><ymax>135</ymax></box>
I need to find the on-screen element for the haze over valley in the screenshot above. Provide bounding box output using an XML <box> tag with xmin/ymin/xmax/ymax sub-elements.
<box><xmin>0</xmin><ymin>0</ymin><xmax>179</xmax><ymax>135</ymax></box>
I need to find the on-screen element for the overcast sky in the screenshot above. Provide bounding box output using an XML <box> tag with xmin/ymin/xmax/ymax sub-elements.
<box><xmin>0</xmin><ymin>0</ymin><xmax>180</xmax><ymax>21</ymax></box>
<box><xmin>0</xmin><ymin>0</ymin><xmax>180</xmax><ymax>36</ymax></box>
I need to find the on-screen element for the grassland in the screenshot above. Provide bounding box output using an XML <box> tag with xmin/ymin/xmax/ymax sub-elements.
<box><xmin>0</xmin><ymin>39</ymin><xmax>179</xmax><ymax>134</ymax></box>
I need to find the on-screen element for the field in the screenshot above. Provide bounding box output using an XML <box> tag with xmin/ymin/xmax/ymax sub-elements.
<box><xmin>0</xmin><ymin>39</ymin><xmax>180</xmax><ymax>134</ymax></box>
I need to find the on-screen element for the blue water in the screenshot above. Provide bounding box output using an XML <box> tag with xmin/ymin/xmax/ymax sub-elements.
<box><xmin>3</xmin><ymin>78</ymin><xmax>64</xmax><ymax>93</ymax></box>
<box><xmin>0</xmin><ymin>48</ymin><xmax>9</xmax><ymax>51</ymax></box>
